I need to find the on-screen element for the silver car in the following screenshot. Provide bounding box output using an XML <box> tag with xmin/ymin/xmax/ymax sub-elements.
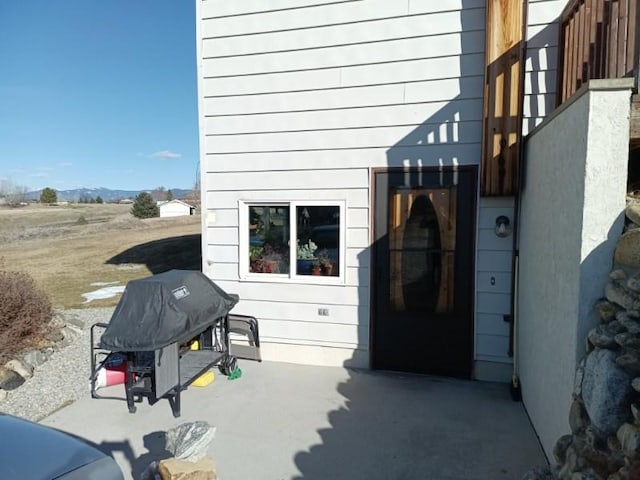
<box><xmin>0</xmin><ymin>413</ymin><xmax>124</xmax><ymax>479</ymax></box>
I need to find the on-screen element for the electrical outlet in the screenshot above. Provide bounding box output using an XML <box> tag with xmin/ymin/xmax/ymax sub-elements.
<box><xmin>318</xmin><ymin>308</ymin><xmax>329</xmax><ymax>316</ymax></box>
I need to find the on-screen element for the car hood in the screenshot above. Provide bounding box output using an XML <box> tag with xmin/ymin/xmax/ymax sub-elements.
<box><xmin>0</xmin><ymin>413</ymin><xmax>108</xmax><ymax>479</ymax></box>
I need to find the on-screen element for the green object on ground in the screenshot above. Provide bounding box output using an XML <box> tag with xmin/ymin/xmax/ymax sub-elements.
<box><xmin>228</xmin><ymin>367</ymin><xmax>242</xmax><ymax>380</ymax></box>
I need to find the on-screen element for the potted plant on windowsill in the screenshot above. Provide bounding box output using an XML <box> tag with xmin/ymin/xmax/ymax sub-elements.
<box><xmin>250</xmin><ymin>243</ymin><xmax>286</xmax><ymax>273</ymax></box>
<box><xmin>297</xmin><ymin>239</ymin><xmax>318</xmax><ymax>275</ymax></box>
<box><xmin>317</xmin><ymin>249</ymin><xmax>334</xmax><ymax>276</ymax></box>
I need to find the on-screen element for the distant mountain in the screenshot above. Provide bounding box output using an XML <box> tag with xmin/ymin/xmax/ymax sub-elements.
<box><xmin>25</xmin><ymin>187</ymin><xmax>194</xmax><ymax>202</ymax></box>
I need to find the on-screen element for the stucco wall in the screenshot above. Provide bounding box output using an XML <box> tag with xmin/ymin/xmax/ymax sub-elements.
<box><xmin>518</xmin><ymin>79</ymin><xmax>632</xmax><ymax>459</ymax></box>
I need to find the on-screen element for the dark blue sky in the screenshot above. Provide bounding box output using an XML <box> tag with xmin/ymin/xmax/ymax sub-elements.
<box><xmin>0</xmin><ymin>0</ymin><xmax>199</xmax><ymax>191</ymax></box>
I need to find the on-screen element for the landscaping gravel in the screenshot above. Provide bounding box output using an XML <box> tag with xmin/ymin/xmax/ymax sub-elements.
<box><xmin>0</xmin><ymin>307</ymin><xmax>115</xmax><ymax>422</ymax></box>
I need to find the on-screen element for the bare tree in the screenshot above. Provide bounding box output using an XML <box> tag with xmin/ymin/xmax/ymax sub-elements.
<box><xmin>0</xmin><ymin>178</ymin><xmax>29</xmax><ymax>206</ymax></box>
<box><xmin>150</xmin><ymin>186</ymin><xmax>167</xmax><ymax>202</ymax></box>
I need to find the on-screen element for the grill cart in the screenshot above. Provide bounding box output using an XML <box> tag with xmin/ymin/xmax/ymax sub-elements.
<box><xmin>90</xmin><ymin>270</ymin><xmax>241</xmax><ymax>417</ymax></box>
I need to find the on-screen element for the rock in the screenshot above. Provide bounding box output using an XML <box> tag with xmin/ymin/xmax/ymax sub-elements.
<box><xmin>610</xmin><ymin>466</ymin><xmax>629</xmax><ymax>480</ymax></box>
<box><xmin>59</xmin><ymin>326</ymin><xmax>79</xmax><ymax>347</ymax></box>
<box><xmin>617</xmin><ymin>313</ymin><xmax>640</xmax><ymax>335</ymax></box>
<box><xmin>597</xmin><ymin>300</ymin><xmax>621</xmax><ymax>323</ymax></box>
<box><xmin>612</xmin><ymin>270</ymin><xmax>629</xmax><ymax>281</ymax></box>
<box><xmin>165</xmin><ymin>422</ymin><xmax>216</xmax><ymax>462</ymax></box>
<box><xmin>571</xmin><ymin>400</ymin><xmax>591</xmax><ymax>434</ymax></box>
<box><xmin>589</xmin><ymin>326</ymin><xmax>618</xmax><ymax>349</ymax></box>
<box><xmin>580</xmin><ymin>445</ymin><xmax>619</xmax><ymax>478</ymax></box>
<box><xmin>629</xmin><ymin>274</ymin><xmax>640</xmax><ymax>293</ymax></box>
<box><xmin>633</xmin><ymin>378</ymin><xmax>640</xmax><ymax>393</ymax></box>
<box><xmin>0</xmin><ymin>389</ymin><xmax>7</xmax><ymax>401</ymax></box>
<box><xmin>627</xmin><ymin>202</ymin><xmax>640</xmax><ymax>227</ymax></box>
<box><xmin>629</xmin><ymin>461</ymin><xmax>640</xmax><ymax>480</ymax></box>
<box><xmin>570</xmin><ymin>470</ymin><xmax>602</xmax><ymax>480</ymax></box>
<box><xmin>522</xmin><ymin>466</ymin><xmax>558</xmax><ymax>480</ymax></box>
<box><xmin>5</xmin><ymin>359</ymin><xmax>33</xmax><ymax>380</ymax></box>
<box><xmin>615</xmin><ymin>333</ymin><xmax>640</xmax><ymax>350</ymax></box>
<box><xmin>555</xmin><ymin>435</ymin><xmax>574</xmax><ymax>464</ymax></box>
<box><xmin>158</xmin><ymin>457</ymin><xmax>216</xmax><ymax>480</ymax></box>
<box><xmin>44</xmin><ymin>328</ymin><xmax>64</xmax><ymax>344</ymax></box>
<box><xmin>607</xmin><ymin>434</ymin><xmax>622</xmax><ymax>452</ymax></box>
<box><xmin>575</xmin><ymin>358</ymin><xmax>586</xmax><ymax>398</ymax></box>
<box><xmin>62</xmin><ymin>313</ymin><xmax>84</xmax><ymax>330</ymax></box>
<box><xmin>584</xmin><ymin>426</ymin><xmax>604</xmax><ymax>450</ymax></box>
<box><xmin>609</xmin><ymin>321</ymin><xmax>629</xmax><ymax>335</ymax></box>
<box><xmin>632</xmin><ymin>404</ymin><xmax>640</xmax><ymax>423</ymax></box>
<box><xmin>21</xmin><ymin>349</ymin><xmax>48</xmax><ymax>368</ymax></box>
<box><xmin>583</xmin><ymin>349</ymin><xmax>633</xmax><ymax>437</ymax></box>
<box><xmin>616</xmin><ymin>230</ymin><xmax>640</xmax><ymax>269</ymax></box>
<box><xmin>0</xmin><ymin>366</ymin><xmax>25</xmax><ymax>390</ymax></box>
<box><xmin>616</xmin><ymin>353</ymin><xmax>640</xmax><ymax>376</ymax></box>
<box><xmin>62</xmin><ymin>324</ymin><xmax>81</xmax><ymax>338</ymax></box>
<box><xmin>606</xmin><ymin>281</ymin><xmax>640</xmax><ymax>311</ymax></box>
<box><xmin>559</xmin><ymin>445</ymin><xmax>586</xmax><ymax>479</ymax></box>
<box><xmin>618</xmin><ymin>423</ymin><xmax>640</xmax><ymax>460</ymax></box>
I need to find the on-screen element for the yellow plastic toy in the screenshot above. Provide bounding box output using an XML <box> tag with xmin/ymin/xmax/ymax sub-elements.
<box><xmin>191</xmin><ymin>370</ymin><xmax>215</xmax><ymax>387</ymax></box>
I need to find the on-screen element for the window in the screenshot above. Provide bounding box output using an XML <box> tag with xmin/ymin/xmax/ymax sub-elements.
<box><xmin>248</xmin><ymin>205</ymin><xmax>290</xmax><ymax>274</ymax></box>
<box><xmin>241</xmin><ymin>201</ymin><xmax>345</xmax><ymax>282</ymax></box>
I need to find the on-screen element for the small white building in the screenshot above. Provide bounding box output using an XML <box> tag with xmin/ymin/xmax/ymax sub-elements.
<box><xmin>159</xmin><ymin>199</ymin><xmax>195</xmax><ymax>218</ymax></box>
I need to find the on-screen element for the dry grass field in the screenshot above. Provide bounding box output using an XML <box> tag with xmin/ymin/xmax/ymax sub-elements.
<box><xmin>0</xmin><ymin>203</ymin><xmax>201</xmax><ymax>309</ymax></box>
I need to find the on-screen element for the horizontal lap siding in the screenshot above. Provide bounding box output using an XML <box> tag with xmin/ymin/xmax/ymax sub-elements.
<box><xmin>198</xmin><ymin>0</ymin><xmax>486</xmax><ymax>351</ymax></box>
<box><xmin>476</xmin><ymin>196</ymin><xmax>515</xmax><ymax>364</ymax></box>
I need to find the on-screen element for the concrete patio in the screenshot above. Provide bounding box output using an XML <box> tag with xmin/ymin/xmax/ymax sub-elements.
<box><xmin>42</xmin><ymin>360</ymin><xmax>547</xmax><ymax>480</ymax></box>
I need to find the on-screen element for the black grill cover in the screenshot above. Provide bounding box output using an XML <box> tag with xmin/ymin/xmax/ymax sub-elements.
<box><xmin>99</xmin><ymin>270</ymin><xmax>239</xmax><ymax>351</ymax></box>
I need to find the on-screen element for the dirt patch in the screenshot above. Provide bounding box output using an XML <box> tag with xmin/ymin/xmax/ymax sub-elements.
<box><xmin>1</xmin><ymin>204</ymin><xmax>202</xmax><ymax>309</ymax></box>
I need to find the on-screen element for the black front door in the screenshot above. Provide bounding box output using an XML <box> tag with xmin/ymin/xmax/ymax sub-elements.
<box><xmin>372</xmin><ymin>168</ymin><xmax>476</xmax><ymax>377</ymax></box>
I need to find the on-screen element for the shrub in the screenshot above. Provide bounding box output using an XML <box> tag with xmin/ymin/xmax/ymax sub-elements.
<box><xmin>40</xmin><ymin>187</ymin><xmax>57</xmax><ymax>204</ymax></box>
<box><xmin>131</xmin><ymin>192</ymin><xmax>159</xmax><ymax>219</ymax></box>
<box><xmin>0</xmin><ymin>266</ymin><xmax>53</xmax><ymax>362</ymax></box>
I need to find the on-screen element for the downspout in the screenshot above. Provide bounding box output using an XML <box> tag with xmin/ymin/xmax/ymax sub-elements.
<box><xmin>507</xmin><ymin>0</ymin><xmax>529</xmax><ymax>401</ymax></box>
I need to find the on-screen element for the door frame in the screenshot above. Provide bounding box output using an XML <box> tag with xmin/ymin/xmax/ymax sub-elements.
<box><xmin>369</xmin><ymin>166</ymin><xmax>478</xmax><ymax>376</ymax></box>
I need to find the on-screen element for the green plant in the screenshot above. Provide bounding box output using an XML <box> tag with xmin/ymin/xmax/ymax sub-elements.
<box><xmin>0</xmin><ymin>264</ymin><xmax>53</xmax><ymax>362</ymax></box>
<box><xmin>249</xmin><ymin>245</ymin><xmax>264</xmax><ymax>261</ymax></box>
<box><xmin>130</xmin><ymin>192</ymin><xmax>159</xmax><ymax>219</ymax></box>
<box><xmin>40</xmin><ymin>187</ymin><xmax>57</xmax><ymax>204</ymax></box>
<box><xmin>297</xmin><ymin>239</ymin><xmax>318</xmax><ymax>259</ymax></box>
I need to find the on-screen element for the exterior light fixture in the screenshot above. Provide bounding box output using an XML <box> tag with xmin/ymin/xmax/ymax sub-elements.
<box><xmin>495</xmin><ymin>215</ymin><xmax>512</xmax><ymax>238</ymax></box>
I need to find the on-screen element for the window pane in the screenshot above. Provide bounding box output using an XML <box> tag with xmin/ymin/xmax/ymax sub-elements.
<box><xmin>296</xmin><ymin>206</ymin><xmax>339</xmax><ymax>276</ymax></box>
<box><xmin>249</xmin><ymin>206</ymin><xmax>290</xmax><ymax>274</ymax></box>
<box><xmin>388</xmin><ymin>188</ymin><xmax>455</xmax><ymax>313</ymax></box>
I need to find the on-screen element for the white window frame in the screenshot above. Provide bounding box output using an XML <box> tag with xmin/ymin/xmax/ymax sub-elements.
<box><xmin>239</xmin><ymin>200</ymin><xmax>346</xmax><ymax>285</ymax></box>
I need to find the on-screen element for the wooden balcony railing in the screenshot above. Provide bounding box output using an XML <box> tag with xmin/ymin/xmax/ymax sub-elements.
<box><xmin>558</xmin><ymin>0</ymin><xmax>639</xmax><ymax>105</ymax></box>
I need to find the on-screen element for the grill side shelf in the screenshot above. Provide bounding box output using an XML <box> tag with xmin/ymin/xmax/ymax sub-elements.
<box><xmin>179</xmin><ymin>350</ymin><xmax>226</xmax><ymax>387</ymax></box>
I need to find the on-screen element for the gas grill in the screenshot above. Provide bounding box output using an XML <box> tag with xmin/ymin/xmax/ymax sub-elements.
<box><xmin>90</xmin><ymin>270</ymin><xmax>243</xmax><ymax>417</ymax></box>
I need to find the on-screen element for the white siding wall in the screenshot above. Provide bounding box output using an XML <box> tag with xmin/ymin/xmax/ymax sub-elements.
<box><xmin>474</xmin><ymin>196</ymin><xmax>515</xmax><ymax>380</ymax></box>
<box><xmin>197</xmin><ymin>0</ymin><xmax>487</xmax><ymax>367</ymax></box>
<box><xmin>197</xmin><ymin>0</ymin><xmax>565</xmax><ymax>370</ymax></box>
